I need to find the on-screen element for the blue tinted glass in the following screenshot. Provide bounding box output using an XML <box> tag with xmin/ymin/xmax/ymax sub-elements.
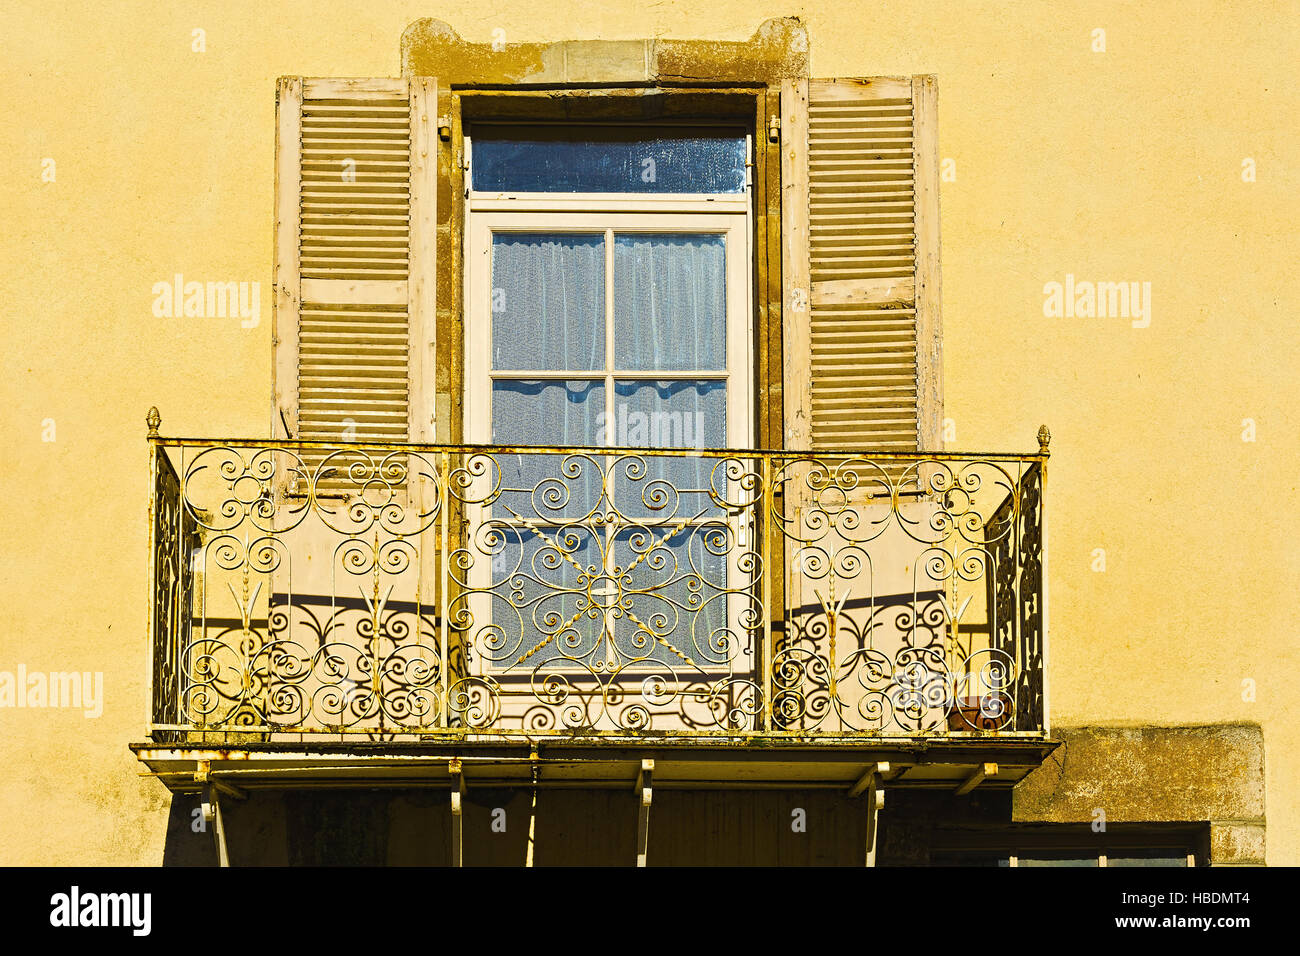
<box><xmin>471</xmin><ymin>125</ymin><xmax>747</xmax><ymax>193</ymax></box>
<box><xmin>611</xmin><ymin>380</ymin><xmax>726</xmax><ymax>521</ymax></box>
<box><xmin>612</xmin><ymin>380</ymin><xmax>725</xmax><ymax>450</ymax></box>
<box><xmin>481</xmin><ymin>526</ymin><xmax>604</xmax><ymax>667</ymax></box>
<box><xmin>492</xmin><ymin>380</ymin><xmax>605</xmax><ymax>518</ymax></box>
<box><xmin>1019</xmin><ymin>856</ymin><xmax>1099</xmax><ymax>867</ymax></box>
<box><xmin>612</xmin><ymin>525</ymin><xmax>731</xmax><ymax>666</ymax></box>
<box><xmin>1108</xmin><ymin>854</ymin><xmax>1189</xmax><ymax>867</ymax></box>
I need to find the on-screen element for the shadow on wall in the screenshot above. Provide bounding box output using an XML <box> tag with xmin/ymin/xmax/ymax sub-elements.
<box><xmin>162</xmin><ymin>787</ymin><xmax>1013</xmax><ymax>866</ymax></box>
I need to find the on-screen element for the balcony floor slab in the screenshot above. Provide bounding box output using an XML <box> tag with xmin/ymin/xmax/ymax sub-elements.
<box><xmin>132</xmin><ymin>736</ymin><xmax>1059</xmax><ymax>793</ymax></box>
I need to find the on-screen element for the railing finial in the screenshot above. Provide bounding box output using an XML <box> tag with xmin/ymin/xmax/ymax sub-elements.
<box><xmin>146</xmin><ymin>406</ymin><xmax>161</xmax><ymax>438</ymax></box>
<box><xmin>1037</xmin><ymin>424</ymin><xmax>1051</xmax><ymax>455</ymax></box>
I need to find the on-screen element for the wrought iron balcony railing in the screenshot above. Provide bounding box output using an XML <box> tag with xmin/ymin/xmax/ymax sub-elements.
<box><xmin>146</xmin><ymin>424</ymin><xmax>1048</xmax><ymax>743</ymax></box>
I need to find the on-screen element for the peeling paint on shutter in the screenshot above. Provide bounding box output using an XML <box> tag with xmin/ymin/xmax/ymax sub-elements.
<box><xmin>783</xmin><ymin>75</ymin><xmax>941</xmax><ymax>455</ymax></box>
<box><xmin>274</xmin><ymin>76</ymin><xmax>436</xmax><ymax>487</ymax></box>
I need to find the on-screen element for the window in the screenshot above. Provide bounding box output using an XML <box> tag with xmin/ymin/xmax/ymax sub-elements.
<box><xmin>462</xmin><ymin>125</ymin><xmax>753</xmax><ymax>675</ymax></box>
<box><xmin>466</xmin><ymin>218</ymin><xmax>751</xmax><ymax>451</ymax></box>
<box><xmin>464</xmin><ymin>123</ymin><xmax>753</xmax><ymax>454</ymax></box>
<box><xmin>930</xmin><ymin>824</ymin><xmax>1207</xmax><ymax>867</ymax></box>
<box><xmin>264</xmin><ymin>64</ymin><xmax>948</xmax><ymax>737</ymax></box>
<box><xmin>469</xmin><ymin>124</ymin><xmax>748</xmax><ymax>194</ymax></box>
<box><xmin>272</xmin><ymin>77</ymin><xmax>942</xmax><ymax>468</ymax></box>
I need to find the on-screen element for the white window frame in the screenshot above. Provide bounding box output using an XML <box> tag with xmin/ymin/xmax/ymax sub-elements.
<box><xmin>459</xmin><ymin>136</ymin><xmax>756</xmax><ymax>692</ymax></box>
<box><xmin>463</xmin><ymin>125</ymin><xmax>754</xmax><ymax>442</ymax></box>
<box><xmin>464</xmin><ymin>211</ymin><xmax>753</xmax><ymax>448</ymax></box>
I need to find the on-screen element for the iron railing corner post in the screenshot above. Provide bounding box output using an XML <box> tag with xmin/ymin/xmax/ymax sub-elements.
<box><xmin>177</xmin><ymin>442</ymin><xmax>190</xmax><ymax>738</ymax></box>
<box><xmin>1038</xmin><ymin>429</ymin><xmax>1050</xmax><ymax>737</ymax></box>
<box><xmin>145</xmin><ymin>414</ymin><xmax>160</xmax><ymax>739</ymax></box>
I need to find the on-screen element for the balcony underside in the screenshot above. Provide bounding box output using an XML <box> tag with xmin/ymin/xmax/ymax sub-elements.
<box><xmin>132</xmin><ymin>736</ymin><xmax>1058</xmax><ymax>793</ymax></box>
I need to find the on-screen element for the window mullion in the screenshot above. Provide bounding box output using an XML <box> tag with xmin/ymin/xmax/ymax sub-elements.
<box><xmin>603</xmin><ymin>227</ymin><xmax>617</xmax><ymax>669</ymax></box>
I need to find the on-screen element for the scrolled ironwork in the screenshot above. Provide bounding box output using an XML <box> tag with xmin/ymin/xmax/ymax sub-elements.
<box><xmin>146</xmin><ymin>439</ymin><xmax>1047</xmax><ymax>741</ymax></box>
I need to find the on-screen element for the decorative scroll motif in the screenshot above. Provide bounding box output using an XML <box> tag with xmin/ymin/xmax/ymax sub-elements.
<box><xmin>771</xmin><ymin>457</ymin><xmax>1024</xmax><ymax>734</ymax></box>
<box><xmin>147</xmin><ymin>441</ymin><xmax>1047</xmax><ymax>740</ymax></box>
<box><xmin>166</xmin><ymin>446</ymin><xmax>445</xmax><ymax>736</ymax></box>
<box><xmin>444</xmin><ymin>453</ymin><xmax>764</xmax><ymax>733</ymax></box>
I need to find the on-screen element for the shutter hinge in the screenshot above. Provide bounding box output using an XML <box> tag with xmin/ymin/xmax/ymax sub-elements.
<box><xmin>437</xmin><ymin>115</ymin><xmax>452</xmax><ymax>141</ymax></box>
<box><xmin>767</xmin><ymin>115</ymin><xmax>780</xmax><ymax>142</ymax></box>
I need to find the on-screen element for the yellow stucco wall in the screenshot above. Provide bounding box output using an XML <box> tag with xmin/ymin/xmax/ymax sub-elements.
<box><xmin>1</xmin><ymin>1</ymin><xmax>1295</xmax><ymax>864</ymax></box>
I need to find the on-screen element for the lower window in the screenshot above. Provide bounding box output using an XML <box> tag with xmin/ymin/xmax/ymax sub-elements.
<box><xmin>930</xmin><ymin>823</ymin><xmax>1209</xmax><ymax>867</ymax></box>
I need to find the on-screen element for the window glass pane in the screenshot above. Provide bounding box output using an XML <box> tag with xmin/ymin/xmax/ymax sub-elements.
<box><xmin>493</xmin><ymin>380</ymin><xmax>604</xmax><ymax>518</ymax></box>
<box><xmin>492</xmin><ymin>233</ymin><xmax>604</xmax><ymax>371</ymax></box>
<box><xmin>493</xmin><ymin>379</ymin><xmax>603</xmax><ymax>445</ymax></box>
<box><xmin>481</xmin><ymin>526</ymin><xmax>603</xmax><ymax>668</ymax></box>
<box><xmin>611</xmin><ymin>380</ymin><xmax>726</xmax><ymax>520</ymax></box>
<box><xmin>611</xmin><ymin>379</ymin><xmax>726</xmax><ymax>449</ymax></box>
<box><xmin>1109</xmin><ymin>853</ymin><xmax>1189</xmax><ymax>867</ymax></box>
<box><xmin>930</xmin><ymin>852</ymin><xmax>1012</xmax><ymax>867</ymax></box>
<box><xmin>1019</xmin><ymin>856</ymin><xmax>1099</xmax><ymax>867</ymax></box>
<box><xmin>612</xmin><ymin>525</ymin><xmax>734</xmax><ymax>667</ymax></box>
<box><xmin>614</xmin><ymin>234</ymin><xmax>726</xmax><ymax>370</ymax></box>
<box><xmin>472</xmin><ymin>125</ymin><xmax>747</xmax><ymax>194</ymax></box>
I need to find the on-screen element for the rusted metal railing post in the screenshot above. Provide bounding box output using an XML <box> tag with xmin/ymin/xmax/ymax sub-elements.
<box><xmin>1037</xmin><ymin>425</ymin><xmax>1051</xmax><ymax>736</ymax></box>
<box><xmin>145</xmin><ymin>408</ymin><xmax>160</xmax><ymax>739</ymax></box>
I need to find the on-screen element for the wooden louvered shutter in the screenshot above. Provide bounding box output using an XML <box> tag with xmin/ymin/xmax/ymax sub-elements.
<box><xmin>274</xmin><ymin>77</ymin><xmax>437</xmax><ymax>472</ymax></box>
<box><xmin>781</xmin><ymin>76</ymin><xmax>941</xmax><ymax>454</ymax></box>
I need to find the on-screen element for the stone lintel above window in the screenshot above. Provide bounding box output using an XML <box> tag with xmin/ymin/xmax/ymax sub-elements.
<box><xmin>401</xmin><ymin>17</ymin><xmax>809</xmax><ymax>85</ymax></box>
